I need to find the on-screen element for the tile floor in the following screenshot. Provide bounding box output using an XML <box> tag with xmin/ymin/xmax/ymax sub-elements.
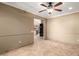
<box><xmin>1</xmin><ymin>35</ymin><xmax>79</xmax><ymax>56</ymax></box>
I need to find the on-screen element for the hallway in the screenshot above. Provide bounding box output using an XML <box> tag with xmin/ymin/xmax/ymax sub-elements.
<box><xmin>1</xmin><ymin>37</ymin><xmax>79</xmax><ymax>56</ymax></box>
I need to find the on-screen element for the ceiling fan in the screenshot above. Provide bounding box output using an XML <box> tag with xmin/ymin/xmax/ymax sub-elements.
<box><xmin>39</xmin><ymin>2</ymin><xmax>63</xmax><ymax>14</ymax></box>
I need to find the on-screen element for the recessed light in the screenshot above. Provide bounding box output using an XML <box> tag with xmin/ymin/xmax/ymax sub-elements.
<box><xmin>69</xmin><ymin>7</ymin><xmax>72</xmax><ymax>10</ymax></box>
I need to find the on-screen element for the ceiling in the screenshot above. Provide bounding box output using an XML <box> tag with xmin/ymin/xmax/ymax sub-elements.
<box><xmin>2</xmin><ymin>2</ymin><xmax>79</xmax><ymax>19</ymax></box>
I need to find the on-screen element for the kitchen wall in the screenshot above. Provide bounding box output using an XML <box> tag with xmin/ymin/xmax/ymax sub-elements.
<box><xmin>0</xmin><ymin>3</ymin><xmax>34</xmax><ymax>54</ymax></box>
<box><xmin>47</xmin><ymin>12</ymin><xmax>79</xmax><ymax>44</ymax></box>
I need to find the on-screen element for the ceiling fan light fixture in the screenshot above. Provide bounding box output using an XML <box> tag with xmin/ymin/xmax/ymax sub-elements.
<box><xmin>63</xmin><ymin>2</ymin><xmax>64</xmax><ymax>4</ymax></box>
<box><xmin>47</xmin><ymin>8</ymin><xmax>53</xmax><ymax>13</ymax></box>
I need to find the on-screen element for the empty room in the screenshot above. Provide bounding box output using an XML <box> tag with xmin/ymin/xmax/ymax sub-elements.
<box><xmin>0</xmin><ymin>2</ymin><xmax>79</xmax><ymax>56</ymax></box>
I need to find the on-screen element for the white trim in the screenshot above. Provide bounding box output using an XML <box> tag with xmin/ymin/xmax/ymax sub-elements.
<box><xmin>47</xmin><ymin>10</ymin><xmax>79</xmax><ymax>19</ymax></box>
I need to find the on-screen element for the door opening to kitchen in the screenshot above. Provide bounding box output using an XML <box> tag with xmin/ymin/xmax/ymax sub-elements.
<box><xmin>34</xmin><ymin>18</ymin><xmax>44</xmax><ymax>40</ymax></box>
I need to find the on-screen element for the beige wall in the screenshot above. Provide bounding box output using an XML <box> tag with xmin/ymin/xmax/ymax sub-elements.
<box><xmin>47</xmin><ymin>12</ymin><xmax>79</xmax><ymax>44</ymax></box>
<box><xmin>0</xmin><ymin>3</ymin><xmax>34</xmax><ymax>54</ymax></box>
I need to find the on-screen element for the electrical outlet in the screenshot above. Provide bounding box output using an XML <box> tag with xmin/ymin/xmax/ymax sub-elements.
<box><xmin>19</xmin><ymin>41</ymin><xmax>22</xmax><ymax>43</ymax></box>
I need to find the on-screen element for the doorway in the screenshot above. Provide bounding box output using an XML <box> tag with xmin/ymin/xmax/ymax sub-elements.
<box><xmin>34</xmin><ymin>18</ymin><xmax>44</xmax><ymax>39</ymax></box>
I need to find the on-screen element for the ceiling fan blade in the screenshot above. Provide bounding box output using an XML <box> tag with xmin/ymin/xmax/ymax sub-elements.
<box><xmin>54</xmin><ymin>9</ymin><xmax>62</xmax><ymax>12</ymax></box>
<box><xmin>40</xmin><ymin>4</ymin><xmax>47</xmax><ymax>7</ymax></box>
<box><xmin>39</xmin><ymin>9</ymin><xmax>47</xmax><ymax>13</ymax></box>
<box><xmin>54</xmin><ymin>2</ymin><xmax>63</xmax><ymax>7</ymax></box>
